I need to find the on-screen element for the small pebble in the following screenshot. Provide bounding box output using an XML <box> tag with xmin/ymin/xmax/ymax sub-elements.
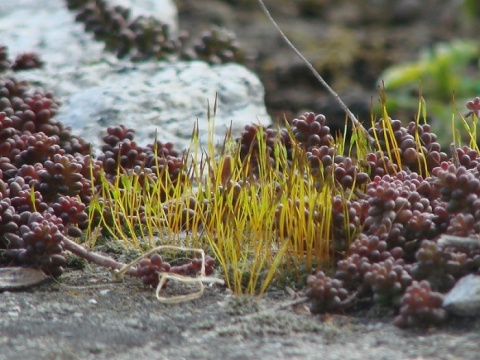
<box><xmin>443</xmin><ymin>274</ymin><xmax>480</xmax><ymax>316</ymax></box>
<box><xmin>6</xmin><ymin>305</ymin><xmax>21</xmax><ymax>317</ymax></box>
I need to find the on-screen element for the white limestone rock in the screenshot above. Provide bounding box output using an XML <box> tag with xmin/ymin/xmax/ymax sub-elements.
<box><xmin>0</xmin><ymin>0</ymin><xmax>177</xmax><ymax>68</ymax></box>
<box><xmin>1</xmin><ymin>0</ymin><xmax>268</xmax><ymax>151</ymax></box>
<box><xmin>52</xmin><ymin>60</ymin><xmax>270</xmax><ymax>151</ymax></box>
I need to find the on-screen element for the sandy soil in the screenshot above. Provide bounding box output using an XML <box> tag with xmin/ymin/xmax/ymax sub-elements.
<box><xmin>1</xmin><ymin>264</ymin><xmax>479</xmax><ymax>360</ymax></box>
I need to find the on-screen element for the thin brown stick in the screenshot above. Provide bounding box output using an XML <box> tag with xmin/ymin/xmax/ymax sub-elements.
<box><xmin>256</xmin><ymin>0</ymin><xmax>375</xmax><ymax>145</ymax></box>
<box><xmin>62</xmin><ymin>237</ymin><xmax>138</xmax><ymax>278</ymax></box>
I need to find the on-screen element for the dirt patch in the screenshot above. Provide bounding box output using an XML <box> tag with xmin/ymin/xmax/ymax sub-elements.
<box><xmin>1</xmin><ymin>265</ymin><xmax>479</xmax><ymax>360</ymax></box>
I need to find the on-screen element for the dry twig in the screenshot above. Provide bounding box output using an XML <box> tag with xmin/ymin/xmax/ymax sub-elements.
<box><xmin>256</xmin><ymin>0</ymin><xmax>375</xmax><ymax>145</ymax></box>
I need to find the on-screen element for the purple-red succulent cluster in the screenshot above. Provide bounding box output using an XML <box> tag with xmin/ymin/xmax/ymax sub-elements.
<box><xmin>236</xmin><ymin>106</ymin><xmax>480</xmax><ymax>328</ymax></box>
<box><xmin>393</xmin><ymin>280</ymin><xmax>446</xmax><ymax>328</ymax></box>
<box><xmin>0</xmin><ymin>44</ymin><xmax>189</xmax><ymax>279</ymax></box>
<box><xmin>137</xmin><ymin>253</ymin><xmax>215</xmax><ymax>288</ymax></box>
<box><xmin>466</xmin><ymin>96</ymin><xmax>480</xmax><ymax>119</ymax></box>
<box><xmin>0</xmin><ymin>45</ymin><xmax>43</xmax><ymax>72</ymax></box>
<box><xmin>305</xmin><ymin>271</ymin><xmax>350</xmax><ymax>313</ymax></box>
<box><xmin>368</xmin><ymin>118</ymin><xmax>448</xmax><ymax>175</ymax></box>
<box><xmin>0</xmin><ymin>46</ymin><xmax>11</xmax><ymax>72</ymax></box>
<box><xmin>11</xmin><ymin>53</ymin><xmax>44</xmax><ymax>71</ymax></box>
<box><xmin>182</xmin><ymin>27</ymin><xmax>247</xmax><ymax>65</ymax></box>
<box><xmin>64</xmin><ymin>0</ymin><xmax>247</xmax><ymax>64</ymax></box>
<box><xmin>236</xmin><ymin>123</ymin><xmax>292</xmax><ymax>172</ymax></box>
<box><xmin>97</xmin><ymin>124</ymin><xmax>182</xmax><ymax>186</ymax></box>
<box><xmin>0</xmin><ymin>68</ymin><xmax>90</xmax><ymax>276</ymax></box>
<box><xmin>299</xmin><ymin>115</ymin><xmax>480</xmax><ymax>328</ymax></box>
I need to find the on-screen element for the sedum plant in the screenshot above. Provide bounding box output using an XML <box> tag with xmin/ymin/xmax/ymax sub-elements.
<box><xmin>377</xmin><ymin>40</ymin><xmax>480</xmax><ymax>146</ymax></box>
<box><xmin>88</xmin><ymin>110</ymin><xmax>351</xmax><ymax>295</ymax></box>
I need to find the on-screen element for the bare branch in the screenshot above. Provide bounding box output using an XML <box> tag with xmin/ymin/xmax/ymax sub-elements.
<box><xmin>62</xmin><ymin>237</ymin><xmax>138</xmax><ymax>278</ymax></box>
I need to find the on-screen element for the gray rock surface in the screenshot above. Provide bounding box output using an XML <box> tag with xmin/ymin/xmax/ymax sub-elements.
<box><xmin>1</xmin><ymin>268</ymin><xmax>480</xmax><ymax>360</ymax></box>
<box><xmin>443</xmin><ymin>274</ymin><xmax>480</xmax><ymax>317</ymax></box>
<box><xmin>0</xmin><ymin>0</ymin><xmax>270</xmax><ymax>151</ymax></box>
<box><xmin>0</xmin><ymin>0</ymin><xmax>177</xmax><ymax>67</ymax></box>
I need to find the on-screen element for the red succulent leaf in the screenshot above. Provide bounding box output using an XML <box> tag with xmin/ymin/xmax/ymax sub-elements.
<box><xmin>466</xmin><ymin>97</ymin><xmax>480</xmax><ymax>119</ymax></box>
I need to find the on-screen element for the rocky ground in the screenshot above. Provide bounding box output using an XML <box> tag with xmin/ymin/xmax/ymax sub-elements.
<box><xmin>1</xmin><ymin>263</ymin><xmax>480</xmax><ymax>360</ymax></box>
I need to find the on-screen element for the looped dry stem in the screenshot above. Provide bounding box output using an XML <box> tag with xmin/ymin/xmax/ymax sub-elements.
<box><xmin>113</xmin><ymin>244</ymin><xmax>224</xmax><ymax>303</ymax></box>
